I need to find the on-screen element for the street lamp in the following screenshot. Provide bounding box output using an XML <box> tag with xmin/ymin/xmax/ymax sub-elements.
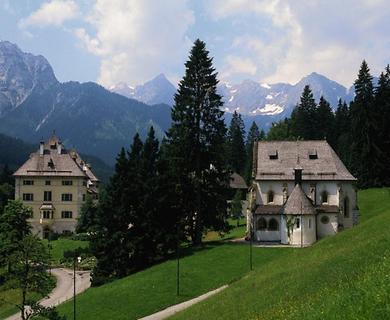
<box><xmin>73</xmin><ymin>255</ymin><xmax>81</xmax><ymax>320</ymax></box>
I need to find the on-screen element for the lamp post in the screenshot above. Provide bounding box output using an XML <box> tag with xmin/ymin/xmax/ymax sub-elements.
<box><xmin>73</xmin><ymin>255</ymin><xmax>81</xmax><ymax>320</ymax></box>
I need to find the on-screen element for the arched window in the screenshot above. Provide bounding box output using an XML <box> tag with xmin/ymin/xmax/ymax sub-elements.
<box><xmin>268</xmin><ymin>190</ymin><xmax>274</xmax><ymax>203</ymax></box>
<box><xmin>257</xmin><ymin>217</ymin><xmax>267</xmax><ymax>230</ymax></box>
<box><xmin>321</xmin><ymin>191</ymin><xmax>328</xmax><ymax>204</ymax></box>
<box><xmin>268</xmin><ymin>218</ymin><xmax>279</xmax><ymax>231</ymax></box>
<box><xmin>344</xmin><ymin>197</ymin><xmax>350</xmax><ymax>218</ymax></box>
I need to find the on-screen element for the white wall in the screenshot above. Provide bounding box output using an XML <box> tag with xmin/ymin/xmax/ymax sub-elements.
<box><xmin>288</xmin><ymin>215</ymin><xmax>316</xmax><ymax>246</ymax></box>
<box><xmin>317</xmin><ymin>213</ymin><xmax>338</xmax><ymax>238</ymax></box>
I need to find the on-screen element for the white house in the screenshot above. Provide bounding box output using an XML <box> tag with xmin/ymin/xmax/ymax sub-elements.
<box><xmin>248</xmin><ymin>140</ymin><xmax>359</xmax><ymax>246</ymax></box>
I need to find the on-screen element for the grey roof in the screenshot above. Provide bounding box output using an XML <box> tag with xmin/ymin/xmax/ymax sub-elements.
<box><xmin>255</xmin><ymin>205</ymin><xmax>282</xmax><ymax>215</ymax></box>
<box><xmin>13</xmin><ymin>136</ymin><xmax>98</xmax><ymax>180</ymax></box>
<box><xmin>230</xmin><ymin>172</ymin><xmax>248</xmax><ymax>189</ymax></box>
<box><xmin>254</xmin><ymin>140</ymin><xmax>356</xmax><ymax>181</ymax></box>
<box><xmin>283</xmin><ymin>184</ymin><xmax>316</xmax><ymax>215</ymax></box>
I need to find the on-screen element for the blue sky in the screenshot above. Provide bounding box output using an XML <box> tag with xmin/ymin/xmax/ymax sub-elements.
<box><xmin>1</xmin><ymin>0</ymin><xmax>389</xmax><ymax>88</ymax></box>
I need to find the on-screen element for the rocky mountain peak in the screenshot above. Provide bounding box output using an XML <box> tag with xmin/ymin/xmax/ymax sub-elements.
<box><xmin>0</xmin><ymin>41</ymin><xmax>58</xmax><ymax>116</ymax></box>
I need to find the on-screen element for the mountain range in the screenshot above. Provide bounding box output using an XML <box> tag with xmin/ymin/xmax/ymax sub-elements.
<box><xmin>0</xmin><ymin>40</ymin><xmax>368</xmax><ymax>164</ymax></box>
<box><xmin>111</xmin><ymin>70</ymin><xmax>356</xmax><ymax>120</ymax></box>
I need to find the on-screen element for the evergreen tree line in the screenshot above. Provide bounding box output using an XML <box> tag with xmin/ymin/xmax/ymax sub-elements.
<box><xmin>267</xmin><ymin>61</ymin><xmax>390</xmax><ymax>188</ymax></box>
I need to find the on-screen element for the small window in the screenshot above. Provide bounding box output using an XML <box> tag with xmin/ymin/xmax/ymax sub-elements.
<box><xmin>23</xmin><ymin>193</ymin><xmax>34</xmax><ymax>201</ymax></box>
<box><xmin>321</xmin><ymin>191</ymin><xmax>328</xmax><ymax>204</ymax></box>
<box><xmin>268</xmin><ymin>218</ymin><xmax>279</xmax><ymax>231</ymax></box>
<box><xmin>44</xmin><ymin>191</ymin><xmax>52</xmax><ymax>202</ymax></box>
<box><xmin>309</xmin><ymin>218</ymin><xmax>312</xmax><ymax>229</ymax></box>
<box><xmin>321</xmin><ymin>215</ymin><xmax>329</xmax><ymax>224</ymax></box>
<box><xmin>62</xmin><ymin>180</ymin><xmax>73</xmax><ymax>186</ymax></box>
<box><xmin>61</xmin><ymin>211</ymin><xmax>73</xmax><ymax>219</ymax></box>
<box><xmin>61</xmin><ymin>193</ymin><xmax>73</xmax><ymax>201</ymax></box>
<box><xmin>23</xmin><ymin>180</ymin><xmax>34</xmax><ymax>185</ymax></box>
<box><xmin>257</xmin><ymin>217</ymin><xmax>267</xmax><ymax>230</ymax></box>
<box><xmin>82</xmin><ymin>194</ymin><xmax>86</xmax><ymax>201</ymax></box>
<box><xmin>308</xmin><ymin>149</ymin><xmax>318</xmax><ymax>160</ymax></box>
<box><xmin>42</xmin><ymin>210</ymin><xmax>52</xmax><ymax>219</ymax></box>
<box><xmin>45</xmin><ymin>180</ymin><xmax>51</xmax><ymax>186</ymax></box>
<box><xmin>296</xmin><ymin>217</ymin><xmax>300</xmax><ymax>229</ymax></box>
<box><xmin>267</xmin><ymin>191</ymin><xmax>274</xmax><ymax>203</ymax></box>
<box><xmin>269</xmin><ymin>150</ymin><xmax>278</xmax><ymax>160</ymax></box>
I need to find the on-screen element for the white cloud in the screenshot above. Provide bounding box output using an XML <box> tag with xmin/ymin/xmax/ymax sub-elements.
<box><xmin>222</xmin><ymin>55</ymin><xmax>257</xmax><ymax>78</ymax></box>
<box><xmin>204</xmin><ymin>0</ymin><xmax>390</xmax><ymax>86</ymax></box>
<box><xmin>75</xmin><ymin>0</ymin><xmax>194</xmax><ymax>87</ymax></box>
<box><xmin>19</xmin><ymin>0</ymin><xmax>79</xmax><ymax>28</ymax></box>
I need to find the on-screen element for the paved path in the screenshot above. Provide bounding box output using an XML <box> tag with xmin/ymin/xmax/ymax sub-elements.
<box><xmin>139</xmin><ymin>285</ymin><xmax>228</xmax><ymax>320</ymax></box>
<box><xmin>6</xmin><ymin>268</ymin><xmax>91</xmax><ymax>320</ymax></box>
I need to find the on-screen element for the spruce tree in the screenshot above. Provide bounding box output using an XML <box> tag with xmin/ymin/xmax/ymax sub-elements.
<box><xmin>350</xmin><ymin>60</ymin><xmax>380</xmax><ymax>187</ymax></box>
<box><xmin>227</xmin><ymin>111</ymin><xmax>246</xmax><ymax>174</ymax></box>
<box><xmin>290</xmin><ymin>85</ymin><xmax>317</xmax><ymax>139</ymax></box>
<box><xmin>373</xmin><ymin>66</ymin><xmax>390</xmax><ymax>185</ymax></box>
<box><xmin>91</xmin><ymin>145</ymin><xmax>133</xmax><ymax>285</ymax></box>
<box><xmin>316</xmin><ymin>96</ymin><xmax>334</xmax><ymax>142</ymax></box>
<box><xmin>166</xmin><ymin>39</ymin><xmax>229</xmax><ymax>245</ymax></box>
<box><xmin>334</xmin><ymin>99</ymin><xmax>352</xmax><ymax>167</ymax></box>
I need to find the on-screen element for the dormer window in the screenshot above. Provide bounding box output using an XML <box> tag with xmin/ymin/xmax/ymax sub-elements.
<box><xmin>267</xmin><ymin>190</ymin><xmax>274</xmax><ymax>203</ymax></box>
<box><xmin>308</xmin><ymin>149</ymin><xmax>318</xmax><ymax>160</ymax></box>
<box><xmin>269</xmin><ymin>150</ymin><xmax>278</xmax><ymax>160</ymax></box>
<box><xmin>321</xmin><ymin>191</ymin><xmax>328</xmax><ymax>204</ymax></box>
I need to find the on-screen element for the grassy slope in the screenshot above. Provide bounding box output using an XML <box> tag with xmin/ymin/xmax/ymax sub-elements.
<box><xmin>171</xmin><ymin>188</ymin><xmax>390</xmax><ymax>320</ymax></box>
<box><xmin>57</xmin><ymin>244</ymin><xmax>291</xmax><ymax>319</ymax></box>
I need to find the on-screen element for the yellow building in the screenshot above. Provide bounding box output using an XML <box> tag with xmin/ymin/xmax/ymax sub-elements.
<box><xmin>13</xmin><ymin>135</ymin><xmax>99</xmax><ymax>238</ymax></box>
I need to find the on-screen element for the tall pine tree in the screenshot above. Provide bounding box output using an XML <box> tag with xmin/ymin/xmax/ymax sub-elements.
<box><xmin>334</xmin><ymin>99</ymin><xmax>352</xmax><ymax>167</ymax></box>
<box><xmin>316</xmin><ymin>96</ymin><xmax>334</xmax><ymax>142</ymax></box>
<box><xmin>227</xmin><ymin>111</ymin><xmax>246</xmax><ymax>175</ymax></box>
<box><xmin>373</xmin><ymin>65</ymin><xmax>390</xmax><ymax>185</ymax></box>
<box><xmin>350</xmin><ymin>60</ymin><xmax>380</xmax><ymax>187</ymax></box>
<box><xmin>166</xmin><ymin>39</ymin><xmax>229</xmax><ymax>245</ymax></box>
<box><xmin>290</xmin><ymin>85</ymin><xmax>318</xmax><ymax>139</ymax></box>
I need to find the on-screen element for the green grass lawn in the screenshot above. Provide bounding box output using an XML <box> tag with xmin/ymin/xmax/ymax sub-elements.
<box><xmin>203</xmin><ymin>217</ymin><xmax>247</xmax><ymax>242</ymax></box>
<box><xmin>171</xmin><ymin>188</ymin><xmax>390</xmax><ymax>320</ymax></box>
<box><xmin>43</xmin><ymin>238</ymin><xmax>89</xmax><ymax>265</ymax></box>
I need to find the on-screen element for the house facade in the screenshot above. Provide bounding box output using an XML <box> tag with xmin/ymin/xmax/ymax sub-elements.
<box><xmin>249</xmin><ymin>140</ymin><xmax>359</xmax><ymax>246</ymax></box>
<box><xmin>13</xmin><ymin>135</ymin><xmax>99</xmax><ymax>238</ymax></box>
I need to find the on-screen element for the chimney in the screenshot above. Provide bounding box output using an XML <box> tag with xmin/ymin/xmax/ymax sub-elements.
<box><xmin>57</xmin><ymin>141</ymin><xmax>62</xmax><ymax>154</ymax></box>
<box><xmin>39</xmin><ymin>141</ymin><xmax>44</xmax><ymax>155</ymax></box>
<box><xmin>294</xmin><ymin>167</ymin><xmax>302</xmax><ymax>185</ymax></box>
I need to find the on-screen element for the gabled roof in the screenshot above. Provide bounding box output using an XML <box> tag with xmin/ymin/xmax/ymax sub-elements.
<box><xmin>13</xmin><ymin>136</ymin><xmax>98</xmax><ymax>180</ymax></box>
<box><xmin>283</xmin><ymin>184</ymin><xmax>315</xmax><ymax>215</ymax></box>
<box><xmin>254</xmin><ymin>140</ymin><xmax>356</xmax><ymax>181</ymax></box>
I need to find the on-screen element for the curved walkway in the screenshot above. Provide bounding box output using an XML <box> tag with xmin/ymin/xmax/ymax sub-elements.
<box><xmin>6</xmin><ymin>268</ymin><xmax>91</xmax><ymax>320</ymax></box>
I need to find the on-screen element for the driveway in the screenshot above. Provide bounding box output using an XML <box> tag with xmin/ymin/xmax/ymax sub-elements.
<box><xmin>6</xmin><ymin>268</ymin><xmax>91</xmax><ymax>320</ymax></box>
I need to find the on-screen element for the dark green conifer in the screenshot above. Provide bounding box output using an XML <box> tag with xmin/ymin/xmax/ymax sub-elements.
<box><xmin>227</xmin><ymin>111</ymin><xmax>246</xmax><ymax>174</ymax></box>
<box><xmin>166</xmin><ymin>39</ymin><xmax>229</xmax><ymax>245</ymax></box>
